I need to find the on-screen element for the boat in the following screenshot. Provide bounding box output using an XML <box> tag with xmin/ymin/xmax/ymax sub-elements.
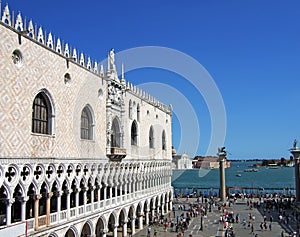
<box><xmin>267</xmin><ymin>164</ymin><xmax>279</xmax><ymax>169</ymax></box>
<box><xmin>236</xmin><ymin>173</ymin><xmax>242</xmax><ymax>177</ymax></box>
<box><xmin>244</xmin><ymin>168</ymin><xmax>258</xmax><ymax>172</ymax></box>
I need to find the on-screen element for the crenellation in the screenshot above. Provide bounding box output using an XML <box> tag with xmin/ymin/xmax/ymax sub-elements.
<box><xmin>2</xmin><ymin>4</ymin><xmax>11</xmax><ymax>25</ymax></box>
<box><xmin>87</xmin><ymin>56</ymin><xmax>91</xmax><ymax>70</ymax></box>
<box><xmin>56</xmin><ymin>37</ymin><xmax>62</xmax><ymax>53</ymax></box>
<box><xmin>93</xmin><ymin>61</ymin><xmax>98</xmax><ymax>73</ymax></box>
<box><xmin>79</xmin><ymin>52</ymin><xmax>85</xmax><ymax>66</ymax></box>
<box><xmin>37</xmin><ymin>26</ymin><xmax>44</xmax><ymax>44</ymax></box>
<box><xmin>47</xmin><ymin>32</ymin><xmax>53</xmax><ymax>49</ymax></box>
<box><xmin>72</xmin><ymin>48</ymin><xmax>77</xmax><ymax>62</ymax></box>
<box><xmin>64</xmin><ymin>43</ymin><xmax>70</xmax><ymax>57</ymax></box>
<box><xmin>27</xmin><ymin>20</ymin><xmax>34</xmax><ymax>39</ymax></box>
<box><xmin>14</xmin><ymin>12</ymin><xmax>23</xmax><ymax>31</ymax></box>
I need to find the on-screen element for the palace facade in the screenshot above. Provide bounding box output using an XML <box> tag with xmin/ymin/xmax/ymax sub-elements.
<box><xmin>0</xmin><ymin>4</ymin><xmax>173</xmax><ymax>237</ymax></box>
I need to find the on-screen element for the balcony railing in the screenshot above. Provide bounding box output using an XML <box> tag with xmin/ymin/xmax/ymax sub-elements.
<box><xmin>107</xmin><ymin>147</ymin><xmax>127</xmax><ymax>161</ymax></box>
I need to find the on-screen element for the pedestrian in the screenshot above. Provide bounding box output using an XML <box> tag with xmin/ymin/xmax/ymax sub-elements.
<box><xmin>147</xmin><ymin>227</ymin><xmax>151</xmax><ymax>237</ymax></box>
<box><xmin>251</xmin><ymin>223</ymin><xmax>254</xmax><ymax>233</ymax></box>
<box><xmin>260</xmin><ymin>222</ymin><xmax>263</xmax><ymax>231</ymax></box>
<box><xmin>235</xmin><ymin>213</ymin><xmax>239</xmax><ymax>223</ymax></box>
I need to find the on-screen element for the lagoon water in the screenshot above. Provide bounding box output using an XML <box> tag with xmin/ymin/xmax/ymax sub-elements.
<box><xmin>172</xmin><ymin>161</ymin><xmax>295</xmax><ymax>195</ymax></box>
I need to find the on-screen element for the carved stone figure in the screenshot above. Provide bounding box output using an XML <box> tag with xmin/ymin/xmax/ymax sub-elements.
<box><xmin>218</xmin><ymin>146</ymin><xmax>227</xmax><ymax>156</ymax></box>
<box><xmin>108</xmin><ymin>48</ymin><xmax>116</xmax><ymax>71</ymax></box>
<box><xmin>294</xmin><ymin>139</ymin><xmax>298</xmax><ymax>149</ymax></box>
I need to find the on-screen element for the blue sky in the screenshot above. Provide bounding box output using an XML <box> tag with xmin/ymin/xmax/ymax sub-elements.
<box><xmin>6</xmin><ymin>0</ymin><xmax>300</xmax><ymax>159</ymax></box>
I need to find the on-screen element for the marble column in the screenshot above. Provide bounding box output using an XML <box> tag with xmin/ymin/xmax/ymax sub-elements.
<box><xmin>218</xmin><ymin>149</ymin><xmax>226</xmax><ymax>202</ymax></box>
<box><xmin>131</xmin><ymin>217</ymin><xmax>136</xmax><ymax>235</ymax></box>
<box><xmin>5</xmin><ymin>198</ymin><xmax>14</xmax><ymax>225</ymax></box>
<box><xmin>56</xmin><ymin>191</ymin><xmax>61</xmax><ymax>223</ymax></box>
<box><xmin>113</xmin><ymin>224</ymin><xmax>118</xmax><ymax>237</ymax></box>
<box><xmin>46</xmin><ymin>192</ymin><xmax>53</xmax><ymax>226</ymax></box>
<box><xmin>91</xmin><ymin>188</ymin><xmax>94</xmax><ymax>211</ymax></box>
<box><xmin>138</xmin><ymin>214</ymin><xmax>143</xmax><ymax>230</ymax></box>
<box><xmin>291</xmin><ymin>147</ymin><xmax>300</xmax><ymax>202</ymax></box>
<box><xmin>145</xmin><ymin>210</ymin><xmax>149</xmax><ymax>225</ymax></box>
<box><xmin>219</xmin><ymin>152</ymin><xmax>226</xmax><ymax>202</ymax></box>
<box><xmin>21</xmin><ymin>197</ymin><xmax>27</xmax><ymax>221</ymax></box>
<box><xmin>34</xmin><ymin>194</ymin><xmax>42</xmax><ymax>231</ymax></box>
<box><xmin>75</xmin><ymin>189</ymin><xmax>79</xmax><ymax>217</ymax></box>
<box><xmin>122</xmin><ymin>220</ymin><xmax>127</xmax><ymax>237</ymax></box>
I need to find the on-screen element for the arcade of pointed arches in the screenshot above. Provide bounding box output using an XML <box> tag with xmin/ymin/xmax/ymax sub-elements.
<box><xmin>0</xmin><ymin>160</ymin><xmax>173</xmax><ymax>236</ymax></box>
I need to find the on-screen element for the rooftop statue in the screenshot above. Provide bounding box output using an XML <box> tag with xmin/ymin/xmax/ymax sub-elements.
<box><xmin>293</xmin><ymin>139</ymin><xmax>298</xmax><ymax>149</ymax></box>
<box><xmin>108</xmin><ymin>48</ymin><xmax>116</xmax><ymax>71</ymax></box>
<box><xmin>218</xmin><ymin>146</ymin><xmax>227</xmax><ymax>156</ymax></box>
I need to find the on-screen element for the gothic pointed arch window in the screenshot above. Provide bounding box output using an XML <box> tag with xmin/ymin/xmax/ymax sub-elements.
<box><xmin>162</xmin><ymin>130</ymin><xmax>166</xmax><ymax>150</ymax></box>
<box><xmin>131</xmin><ymin>120</ymin><xmax>138</xmax><ymax>146</ymax></box>
<box><xmin>32</xmin><ymin>90</ymin><xmax>54</xmax><ymax>135</ymax></box>
<box><xmin>81</xmin><ymin>105</ymin><xmax>94</xmax><ymax>140</ymax></box>
<box><xmin>111</xmin><ymin>117</ymin><xmax>121</xmax><ymax>147</ymax></box>
<box><xmin>129</xmin><ymin>100</ymin><xmax>132</xmax><ymax>119</ymax></box>
<box><xmin>149</xmin><ymin>126</ymin><xmax>154</xmax><ymax>148</ymax></box>
<box><xmin>137</xmin><ymin>103</ymin><xmax>140</xmax><ymax>122</ymax></box>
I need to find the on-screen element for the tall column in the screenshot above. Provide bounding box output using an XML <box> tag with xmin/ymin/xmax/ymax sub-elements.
<box><xmin>97</xmin><ymin>186</ymin><xmax>101</xmax><ymax>209</ymax></box>
<box><xmin>109</xmin><ymin>186</ymin><xmax>112</xmax><ymax>205</ymax></box>
<box><xmin>46</xmin><ymin>192</ymin><xmax>53</xmax><ymax>226</ymax></box>
<box><xmin>66</xmin><ymin>190</ymin><xmax>70</xmax><ymax>220</ymax></box>
<box><xmin>83</xmin><ymin>187</ymin><xmax>87</xmax><ymax>211</ymax></box>
<box><xmin>91</xmin><ymin>188</ymin><xmax>94</xmax><ymax>211</ymax></box>
<box><xmin>21</xmin><ymin>197</ymin><xmax>28</xmax><ymax>221</ymax></box>
<box><xmin>113</xmin><ymin>224</ymin><xmax>118</xmax><ymax>237</ymax></box>
<box><xmin>131</xmin><ymin>217</ymin><xmax>136</xmax><ymax>235</ymax></box>
<box><xmin>218</xmin><ymin>149</ymin><xmax>227</xmax><ymax>202</ymax></box>
<box><xmin>291</xmin><ymin>145</ymin><xmax>300</xmax><ymax>202</ymax></box>
<box><xmin>151</xmin><ymin>208</ymin><xmax>155</xmax><ymax>222</ymax></box>
<box><xmin>34</xmin><ymin>194</ymin><xmax>42</xmax><ymax>231</ymax></box>
<box><xmin>161</xmin><ymin>203</ymin><xmax>165</xmax><ymax>216</ymax></box>
<box><xmin>138</xmin><ymin>214</ymin><xmax>143</xmax><ymax>230</ymax></box>
<box><xmin>165</xmin><ymin>201</ymin><xmax>169</xmax><ymax>214</ymax></box>
<box><xmin>122</xmin><ymin>220</ymin><xmax>127</xmax><ymax>237</ymax></box>
<box><xmin>75</xmin><ymin>190</ymin><xmax>79</xmax><ymax>217</ymax></box>
<box><xmin>5</xmin><ymin>199</ymin><xmax>14</xmax><ymax>225</ymax></box>
<box><xmin>145</xmin><ymin>209</ymin><xmax>149</xmax><ymax>225</ymax></box>
<box><xmin>104</xmin><ymin>185</ymin><xmax>107</xmax><ymax>203</ymax></box>
<box><xmin>119</xmin><ymin>184</ymin><xmax>123</xmax><ymax>202</ymax></box>
<box><xmin>56</xmin><ymin>192</ymin><xmax>61</xmax><ymax>223</ymax></box>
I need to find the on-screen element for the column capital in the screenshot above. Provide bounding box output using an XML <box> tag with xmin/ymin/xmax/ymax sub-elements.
<box><xmin>47</xmin><ymin>192</ymin><xmax>53</xmax><ymax>199</ymax></box>
<box><xmin>35</xmin><ymin>194</ymin><xmax>42</xmax><ymax>200</ymax></box>
<box><xmin>6</xmin><ymin>198</ymin><xmax>15</xmax><ymax>205</ymax></box>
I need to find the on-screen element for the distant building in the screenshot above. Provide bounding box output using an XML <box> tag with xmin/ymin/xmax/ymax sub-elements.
<box><xmin>172</xmin><ymin>153</ymin><xmax>193</xmax><ymax>170</ymax></box>
<box><xmin>192</xmin><ymin>156</ymin><xmax>231</xmax><ymax>169</ymax></box>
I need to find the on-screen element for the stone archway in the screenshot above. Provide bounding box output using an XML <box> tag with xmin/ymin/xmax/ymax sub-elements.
<box><xmin>11</xmin><ymin>184</ymin><xmax>23</xmax><ymax>223</ymax></box>
<box><xmin>136</xmin><ymin>202</ymin><xmax>144</xmax><ymax>230</ymax></box>
<box><xmin>107</xmin><ymin>213</ymin><xmax>117</xmax><ymax>237</ymax></box>
<box><xmin>65</xmin><ymin>227</ymin><xmax>76</xmax><ymax>237</ymax></box>
<box><xmin>118</xmin><ymin>209</ymin><xmax>127</xmax><ymax>237</ymax></box>
<box><xmin>81</xmin><ymin>221</ymin><xmax>92</xmax><ymax>237</ymax></box>
<box><xmin>95</xmin><ymin>216</ymin><xmax>106</xmax><ymax>237</ymax></box>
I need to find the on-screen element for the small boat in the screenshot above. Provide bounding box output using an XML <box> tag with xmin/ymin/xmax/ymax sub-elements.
<box><xmin>244</xmin><ymin>168</ymin><xmax>258</xmax><ymax>172</ymax></box>
<box><xmin>236</xmin><ymin>173</ymin><xmax>241</xmax><ymax>177</ymax></box>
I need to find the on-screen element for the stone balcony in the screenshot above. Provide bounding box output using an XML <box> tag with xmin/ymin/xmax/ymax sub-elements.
<box><xmin>107</xmin><ymin>147</ymin><xmax>127</xmax><ymax>162</ymax></box>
